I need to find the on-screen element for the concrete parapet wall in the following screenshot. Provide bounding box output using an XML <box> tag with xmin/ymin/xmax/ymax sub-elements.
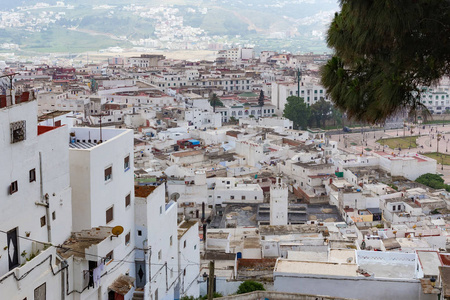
<box><xmin>216</xmin><ymin>291</ymin><xmax>354</xmax><ymax>300</ymax></box>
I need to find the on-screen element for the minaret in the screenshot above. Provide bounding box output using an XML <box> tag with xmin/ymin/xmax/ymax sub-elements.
<box><xmin>270</xmin><ymin>176</ymin><xmax>288</xmax><ymax>225</ymax></box>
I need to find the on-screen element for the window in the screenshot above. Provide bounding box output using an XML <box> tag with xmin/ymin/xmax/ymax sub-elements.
<box><xmin>184</xmin><ymin>240</ymin><xmax>187</xmax><ymax>248</ymax></box>
<box><xmin>170</xmin><ymin>235</ymin><xmax>173</xmax><ymax>246</ymax></box>
<box><xmin>106</xmin><ymin>206</ymin><xmax>114</xmax><ymax>224</ymax></box>
<box><xmin>10</xmin><ymin>120</ymin><xmax>26</xmax><ymax>143</ymax></box>
<box><xmin>125</xmin><ymin>232</ymin><xmax>130</xmax><ymax>246</ymax></box>
<box><xmin>34</xmin><ymin>283</ymin><xmax>46</xmax><ymax>300</ymax></box>
<box><xmin>52</xmin><ymin>211</ymin><xmax>56</xmax><ymax>220</ymax></box>
<box><xmin>10</xmin><ymin>181</ymin><xmax>18</xmax><ymax>194</ymax></box>
<box><xmin>29</xmin><ymin>169</ymin><xmax>36</xmax><ymax>182</ymax></box>
<box><xmin>104</xmin><ymin>166</ymin><xmax>112</xmax><ymax>182</ymax></box>
<box><xmin>230</xmin><ymin>195</ymin><xmax>235</xmax><ymax>200</ymax></box>
<box><xmin>194</xmin><ymin>244</ymin><xmax>197</xmax><ymax>250</ymax></box>
<box><xmin>125</xmin><ymin>193</ymin><xmax>131</xmax><ymax>208</ymax></box>
<box><xmin>158</xmin><ymin>250</ymin><xmax>162</xmax><ymax>260</ymax></box>
<box><xmin>160</xmin><ymin>206</ymin><xmax>163</xmax><ymax>214</ymax></box>
<box><xmin>40</xmin><ymin>216</ymin><xmax>46</xmax><ymax>227</ymax></box>
<box><xmin>105</xmin><ymin>250</ymin><xmax>113</xmax><ymax>263</ymax></box>
<box><xmin>393</xmin><ymin>206</ymin><xmax>396</xmax><ymax>211</ymax></box>
<box><xmin>398</xmin><ymin>205</ymin><xmax>401</xmax><ymax>211</ymax></box>
<box><xmin>137</xmin><ymin>230</ymin><xmax>142</xmax><ymax>236</ymax></box>
<box><xmin>241</xmin><ymin>196</ymin><xmax>246</xmax><ymax>200</ymax></box>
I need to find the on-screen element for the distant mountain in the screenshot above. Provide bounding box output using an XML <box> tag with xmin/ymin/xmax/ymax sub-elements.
<box><xmin>0</xmin><ymin>0</ymin><xmax>340</xmax><ymax>55</ymax></box>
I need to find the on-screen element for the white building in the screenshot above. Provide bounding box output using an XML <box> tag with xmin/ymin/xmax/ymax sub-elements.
<box><xmin>274</xmin><ymin>251</ymin><xmax>435</xmax><ymax>300</ymax></box>
<box><xmin>270</xmin><ymin>178</ymin><xmax>288</xmax><ymax>226</ymax></box>
<box><xmin>271</xmin><ymin>79</ymin><xmax>330</xmax><ymax>113</ymax></box>
<box><xmin>177</xmin><ymin>220</ymin><xmax>201</xmax><ymax>298</ymax></box>
<box><xmin>185</xmin><ymin>108</ymin><xmax>222</xmax><ymax>129</ymax></box>
<box><xmin>134</xmin><ymin>184</ymin><xmax>180</xmax><ymax>300</ymax></box>
<box><xmin>68</xmin><ymin>127</ymin><xmax>136</xmax><ymax>300</ymax></box>
<box><xmin>0</xmin><ymin>98</ymin><xmax>72</xmax><ymax>299</ymax></box>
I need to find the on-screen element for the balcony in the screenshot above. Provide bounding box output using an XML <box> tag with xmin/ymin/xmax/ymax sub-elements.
<box><xmin>57</xmin><ymin>227</ymin><xmax>121</xmax><ymax>260</ymax></box>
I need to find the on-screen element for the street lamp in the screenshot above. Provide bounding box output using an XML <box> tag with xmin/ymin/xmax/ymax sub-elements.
<box><xmin>437</xmin><ymin>133</ymin><xmax>442</xmax><ymax>154</ymax></box>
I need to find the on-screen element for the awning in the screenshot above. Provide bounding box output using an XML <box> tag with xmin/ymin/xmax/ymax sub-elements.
<box><xmin>188</xmin><ymin>139</ymin><xmax>200</xmax><ymax>145</ymax></box>
<box><xmin>109</xmin><ymin>274</ymin><xmax>135</xmax><ymax>295</ymax></box>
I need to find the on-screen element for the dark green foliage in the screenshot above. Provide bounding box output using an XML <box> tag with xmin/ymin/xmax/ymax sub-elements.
<box><xmin>309</xmin><ymin>98</ymin><xmax>332</xmax><ymax>127</ymax></box>
<box><xmin>321</xmin><ymin>1</ymin><xmax>450</xmax><ymax>124</ymax></box>
<box><xmin>236</xmin><ymin>280</ymin><xmax>265</xmax><ymax>294</ymax></box>
<box><xmin>416</xmin><ymin>173</ymin><xmax>448</xmax><ymax>191</ymax></box>
<box><xmin>209</xmin><ymin>93</ymin><xmax>224</xmax><ymax>112</ymax></box>
<box><xmin>283</xmin><ymin>96</ymin><xmax>310</xmax><ymax>129</ymax></box>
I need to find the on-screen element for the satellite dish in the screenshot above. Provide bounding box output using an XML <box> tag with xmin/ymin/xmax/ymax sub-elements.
<box><xmin>112</xmin><ymin>226</ymin><xmax>124</xmax><ymax>236</ymax></box>
<box><xmin>170</xmin><ymin>193</ymin><xmax>180</xmax><ymax>201</ymax></box>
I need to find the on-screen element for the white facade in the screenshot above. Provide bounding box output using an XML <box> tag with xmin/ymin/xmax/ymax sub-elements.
<box><xmin>270</xmin><ymin>178</ymin><xmax>288</xmax><ymax>226</ymax></box>
<box><xmin>69</xmin><ymin>127</ymin><xmax>136</xmax><ymax>300</ymax></box>
<box><xmin>213</xmin><ymin>178</ymin><xmax>264</xmax><ymax>206</ymax></box>
<box><xmin>135</xmin><ymin>184</ymin><xmax>180</xmax><ymax>300</ymax></box>
<box><xmin>185</xmin><ymin>108</ymin><xmax>222</xmax><ymax>129</ymax></box>
<box><xmin>0</xmin><ymin>100</ymin><xmax>72</xmax><ymax>299</ymax></box>
<box><xmin>177</xmin><ymin>221</ymin><xmax>200</xmax><ymax>299</ymax></box>
<box><xmin>271</xmin><ymin>80</ymin><xmax>330</xmax><ymax>113</ymax></box>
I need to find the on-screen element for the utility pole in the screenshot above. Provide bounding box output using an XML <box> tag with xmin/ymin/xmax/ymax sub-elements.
<box><xmin>208</xmin><ymin>261</ymin><xmax>215</xmax><ymax>300</ymax></box>
<box><xmin>296</xmin><ymin>68</ymin><xmax>301</xmax><ymax>97</ymax></box>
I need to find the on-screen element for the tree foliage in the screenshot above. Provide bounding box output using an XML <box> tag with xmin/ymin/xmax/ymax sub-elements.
<box><xmin>309</xmin><ymin>97</ymin><xmax>332</xmax><ymax>127</ymax></box>
<box><xmin>236</xmin><ymin>280</ymin><xmax>265</xmax><ymax>294</ymax></box>
<box><xmin>416</xmin><ymin>173</ymin><xmax>450</xmax><ymax>191</ymax></box>
<box><xmin>258</xmin><ymin>90</ymin><xmax>265</xmax><ymax>106</ymax></box>
<box><xmin>321</xmin><ymin>1</ymin><xmax>450</xmax><ymax>124</ymax></box>
<box><xmin>209</xmin><ymin>93</ymin><xmax>224</xmax><ymax>112</ymax></box>
<box><xmin>283</xmin><ymin>96</ymin><xmax>310</xmax><ymax>129</ymax></box>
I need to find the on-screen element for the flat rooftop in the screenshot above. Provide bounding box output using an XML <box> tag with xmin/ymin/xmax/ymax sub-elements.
<box><xmin>58</xmin><ymin>227</ymin><xmax>113</xmax><ymax>259</ymax></box>
<box><xmin>135</xmin><ymin>185</ymin><xmax>157</xmax><ymax>198</ymax></box>
<box><xmin>359</xmin><ymin>262</ymin><xmax>416</xmax><ymax>279</ymax></box>
<box><xmin>69</xmin><ymin>141</ymin><xmax>97</xmax><ymax>149</ymax></box>
<box><xmin>275</xmin><ymin>260</ymin><xmax>358</xmax><ymax>277</ymax></box>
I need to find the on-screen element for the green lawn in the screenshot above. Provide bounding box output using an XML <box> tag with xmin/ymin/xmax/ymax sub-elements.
<box><xmin>423</xmin><ymin>152</ymin><xmax>450</xmax><ymax>165</ymax></box>
<box><xmin>376</xmin><ymin>136</ymin><xmax>419</xmax><ymax>149</ymax></box>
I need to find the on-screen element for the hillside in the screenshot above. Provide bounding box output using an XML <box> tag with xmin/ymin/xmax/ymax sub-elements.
<box><xmin>0</xmin><ymin>0</ymin><xmax>339</xmax><ymax>55</ymax></box>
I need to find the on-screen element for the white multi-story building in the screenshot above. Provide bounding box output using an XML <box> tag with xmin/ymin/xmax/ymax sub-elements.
<box><xmin>419</xmin><ymin>86</ymin><xmax>450</xmax><ymax>114</ymax></box>
<box><xmin>185</xmin><ymin>108</ymin><xmax>222</xmax><ymax>129</ymax></box>
<box><xmin>0</xmin><ymin>97</ymin><xmax>73</xmax><ymax>299</ymax></box>
<box><xmin>270</xmin><ymin>178</ymin><xmax>288</xmax><ymax>226</ymax></box>
<box><xmin>215</xmin><ymin>103</ymin><xmax>276</xmax><ymax>123</ymax></box>
<box><xmin>135</xmin><ymin>184</ymin><xmax>180</xmax><ymax>300</ymax></box>
<box><xmin>177</xmin><ymin>220</ymin><xmax>200</xmax><ymax>299</ymax></box>
<box><xmin>271</xmin><ymin>79</ymin><xmax>330</xmax><ymax>113</ymax></box>
<box><xmin>68</xmin><ymin>127</ymin><xmax>136</xmax><ymax>300</ymax></box>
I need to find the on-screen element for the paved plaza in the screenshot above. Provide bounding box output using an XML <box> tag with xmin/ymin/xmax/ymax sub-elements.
<box><xmin>329</xmin><ymin>124</ymin><xmax>450</xmax><ymax>183</ymax></box>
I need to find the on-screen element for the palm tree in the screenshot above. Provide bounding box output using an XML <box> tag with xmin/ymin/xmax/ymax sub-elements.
<box><xmin>208</xmin><ymin>93</ymin><xmax>223</xmax><ymax>112</ymax></box>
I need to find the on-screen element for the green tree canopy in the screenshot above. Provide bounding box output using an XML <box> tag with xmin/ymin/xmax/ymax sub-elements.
<box><xmin>321</xmin><ymin>1</ymin><xmax>450</xmax><ymax>124</ymax></box>
<box><xmin>283</xmin><ymin>96</ymin><xmax>310</xmax><ymax>129</ymax></box>
<box><xmin>209</xmin><ymin>93</ymin><xmax>224</xmax><ymax>112</ymax></box>
<box><xmin>236</xmin><ymin>280</ymin><xmax>265</xmax><ymax>294</ymax></box>
<box><xmin>415</xmin><ymin>173</ymin><xmax>447</xmax><ymax>190</ymax></box>
<box><xmin>309</xmin><ymin>98</ymin><xmax>332</xmax><ymax>127</ymax></box>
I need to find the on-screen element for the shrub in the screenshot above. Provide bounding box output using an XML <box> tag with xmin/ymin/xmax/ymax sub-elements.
<box><xmin>236</xmin><ymin>280</ymin><xmax>265</xmax><ymax>294</ymax></box>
